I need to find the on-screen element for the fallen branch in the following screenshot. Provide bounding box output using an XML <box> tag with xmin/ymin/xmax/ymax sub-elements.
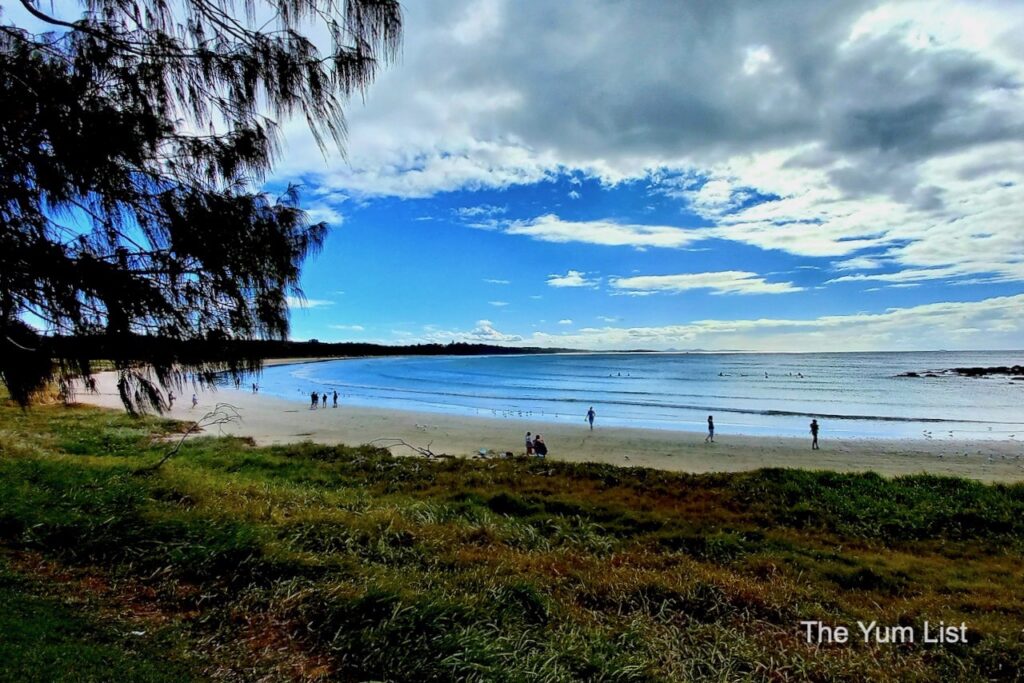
<box><xmin>368</xmin><ymin>438</ymin><xmax>455</xmax><ymax>459</ymax></box>
<box><xmin>136</xmin><ymin>403</ymin><xmax>242</xmax><ymax>474</ymax></box>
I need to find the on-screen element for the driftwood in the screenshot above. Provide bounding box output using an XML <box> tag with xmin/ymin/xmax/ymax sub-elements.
<box><xmin>368</xmin><ymin>438</ymin><xmax>456</xmax><ymax>459</ymax></box>
<box><xmin>136</xmin><ymin>403</ymin><xmax>242</xmax><ymax>473</ymax></box>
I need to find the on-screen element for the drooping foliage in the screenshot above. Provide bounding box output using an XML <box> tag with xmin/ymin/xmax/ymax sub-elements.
<box><xmin>0</xmin><ymin>0</ymin><xmax>401</xmax><ymax>411</ymax></box>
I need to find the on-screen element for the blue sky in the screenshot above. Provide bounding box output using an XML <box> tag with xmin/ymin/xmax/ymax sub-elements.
<box><xmin>13</xmin><ymin>1</ymin><xmax>1024</xmax><ymax>351</ymax></box>
<box><xmin>265</xmin><ymin>0</ymin><xmax>1024</xmax><ymax>351</ymax></box>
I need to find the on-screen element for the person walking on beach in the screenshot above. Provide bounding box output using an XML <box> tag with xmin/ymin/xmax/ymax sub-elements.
<box><xmin>310</xmin><ymin>391</ymin><xmax>318</xmax><ymax>409</ymax></box>
<box><xmin>191</xmin><ymin>393</ymin><xmax>198</xmax><ymax>409</ymax></box>
<box><xmin>810</xmin><ymin>419</ymin><xmax>820</xmax><ymax>450</ymax></box>
<box><xmin>321</xmin><ymin>393</ymin><xmax>328</xmax><ymax>408</ymax></box>
<box><xmin>167</xmin><ymin>391</ymin><xmax>175</xmax><ymax>409</ymax></box>
<box><xmin>533</xmin><ymin>434</ymin><xmax>548</xmax><ymax>458</ymax></box>
<box><xmin>333</xmin><ymin>390</ymin><xmax>339</xmax><ymax>408</ymax></box>
<box><xmin>586</xmin><ymin>406</ymin><xmax>596</xmax><ymax>430</ymax></box>
<box><xmin>705</xmin><ymin>415</ymin><xmax>715</xmax><ymax>443</ymax></box>
<box><xmin>525</xmin><ymin>431</ymin><xmax>534</xmax><ymax>456</ymax></box>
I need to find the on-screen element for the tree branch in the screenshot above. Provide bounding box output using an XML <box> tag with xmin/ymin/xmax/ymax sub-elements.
<box><xmin>136</xmin><ymin>402</ymin><xmax>242</xmax><ymax>473</ymax></box>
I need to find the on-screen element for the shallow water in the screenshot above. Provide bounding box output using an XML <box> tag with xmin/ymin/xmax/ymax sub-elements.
<box><xmin>249</xmin><ymin>351</ymin><xmax>1024</xmax><ymax>439</ymax></box>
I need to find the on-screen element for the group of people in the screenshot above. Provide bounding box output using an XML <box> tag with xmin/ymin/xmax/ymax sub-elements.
<box><xmin>704</xmin><ymin>414</ymin><xmax>821</xmax><ymax>449</ymax></box>
<box><xmin>524</xmin><ymin>431</ymin><xmax>548</xmax><ymax>457</ymax></box>
<box><xmin>310</xmin><ymin>390</ymin><xmax>339</xmax><ymax>409</ymax></box>
<box><xmin>518</xmin><ymin>407</ymin><xmax>602</xmax><ymax>457</ymax></box>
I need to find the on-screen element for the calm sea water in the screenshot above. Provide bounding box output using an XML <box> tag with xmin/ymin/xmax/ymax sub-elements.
<box><xmin>249</xmin><ymin>351</ymin><xmax>1024</xmax><ymax>439</ymax></box>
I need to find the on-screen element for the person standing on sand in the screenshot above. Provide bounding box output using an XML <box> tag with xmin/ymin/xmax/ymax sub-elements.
<box><xmin>810</xmin><ymin>419</ymin><xmax>820</xmax><ymax>450</ymax></box>
<box><xmin>167</xmin><ymin>391</ymin><xmax>175</xmax><ymax>409</ymax></box>
<box><xmin>525</xmin><ymin>431</ymin><xmax>534</xmax><ymax>456</ymax></box>
<box><xmin>310</xmin><ymin>391</ymin><xmax>318</xmax><ymax>409</ymax></box>
<box><xmin>586</xmin><ymin>406</ymin><xmax>596</xmax><ymax>430</ymax></box>
<box><xmin>321</xmin><ymin>393</ymin><xmax>327</xmax><ymax>408</ymax></box>
<box><xmin>191</xmin><ymin>393</ymin><xmax>198</xmax><ymax>409</ymax></box>
<box><xmin>705</xmin><ymin>415</ymin><xmax>714</xmax><ymax>443</ymax></box>
<box><xmin>333</xmin><ymin>390</ymin><xmax>339</xmax><ymax>408</ymax></box>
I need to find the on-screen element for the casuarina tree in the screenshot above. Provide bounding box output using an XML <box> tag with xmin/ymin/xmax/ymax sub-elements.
<box><xmin>0</xmin><ymin>0</ymin><xmax>401</xmax><ymax>411</ymax></box>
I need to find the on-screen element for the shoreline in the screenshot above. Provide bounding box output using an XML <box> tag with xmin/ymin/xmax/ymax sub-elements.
<box><xmin>73</xmin><ymin>372</ymin><xmax>1024</xmax><ymax>483</ymax></box>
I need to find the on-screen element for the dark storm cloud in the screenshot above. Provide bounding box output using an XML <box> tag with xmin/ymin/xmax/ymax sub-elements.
<box><xmin>341</xmin><ymin>0</ymin><xmax>1022</xmax><ymax>198</ymax></box>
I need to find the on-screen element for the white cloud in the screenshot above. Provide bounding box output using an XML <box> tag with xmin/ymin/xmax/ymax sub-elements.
<box><xmin>260</xmin><ymin>0</ymin><xmax>1024</xmax><ymax>291</ymax></box>
<box><xmin>827</xmin><ymin>266</ymin><xmax>967</xmax><ymax>285</ymax></box>
<box><xmin>455</xmin><ymin>204</ymin><xmax>508</xmax><ymax>218</ymax></box>
<box><xmin>546</xmin><ymin>270</ymin><xmax>600</xmax><ymax>288</ymax></box>
<box><xmin>304</xmin><ymin>203</ymin><xmax>344</xmax><ymax>225</ymax></box>
<box><xmin>286</xmin><ymin>296</ymin><xmax>333</xmax><ymax>309</ymax></box>
<box><xmin>832</xmin><ymin>256</ymin><xmax>887</xmax><ymax>271</ymax></box>
<box><xmin>508</xmin><ymin>214</ymin><xmax>704</xmax><ymax>249</ymax></box>
<box><xmin>558</xmin><ymin>319</ymin><xmax>573</xmax><ymax>325</ymax></box>
<box><xmin>483</xmin><ymin>278</ymin><xmax>510</xmax><ymax>284</ymax></box>
<box><xmin>533</xmin><ymin>294</ymin><xmax>1024</xmax><ymax>351</ymax></box>
<box><xmin>385</xmin><ymin>294</ymin><xmax>1024</xmax><ymax>352</ymax></box>
<box><xmin>611</xmin><ymin>271</ymin><xmax>803</xmax><ymax>296</ymax></box>
<box><xmin>742</xmin><ymin>45</ymin><xmax>779</xmax><ymax>76</ymax></box>
<box><xmin>488</xmin><ymin>300</ymin><xmax>509</xmax><ymax>307</ymax></box>
<box><xmin>329</xmin><ymin>324</ymin><xmax>365</xmax><ymax>332</ymax></box>
<box><xmin>412</xmin><ymin>319</ymin><xmax>523</xmax><ymax>344</ymax></box>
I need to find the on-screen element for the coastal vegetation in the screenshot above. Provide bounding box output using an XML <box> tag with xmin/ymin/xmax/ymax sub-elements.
<box><xmin>2</xmin><ymin>391</ymin><xmax>1023</xmax><ymax>681</ymax></box>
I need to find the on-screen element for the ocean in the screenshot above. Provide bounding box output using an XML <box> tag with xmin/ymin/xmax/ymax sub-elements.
<box><xmin>249</xmin><ymin>351</ymin><xmax>1024</xmax><ymax>440</ymax></box>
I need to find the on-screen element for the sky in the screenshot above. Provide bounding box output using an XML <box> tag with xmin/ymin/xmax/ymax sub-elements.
<box><xmin>13</xmin><ymin>1</ymin><xmax>1024</xmax><ymax>352</ymax></box>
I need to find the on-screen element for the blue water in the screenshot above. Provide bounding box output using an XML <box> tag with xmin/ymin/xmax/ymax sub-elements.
<box><xmin>248</xmin><ymin>352</ymin><xmax>1024</xmax><ymax>439</ymax></box>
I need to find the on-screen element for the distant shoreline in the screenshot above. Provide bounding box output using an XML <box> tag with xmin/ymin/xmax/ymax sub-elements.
<box><xmin>251</xmin><ymin>353</ymin><xmax>1024</xmax><ymax>438</ymax></box>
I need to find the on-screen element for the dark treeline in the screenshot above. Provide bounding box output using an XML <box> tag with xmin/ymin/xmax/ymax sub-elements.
<box><xmin>43</xmin><ymin>335</ymin><xmax>571</xmax><ymax>369</ymax></box>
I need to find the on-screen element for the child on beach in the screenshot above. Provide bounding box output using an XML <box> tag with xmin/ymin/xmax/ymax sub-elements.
<box><xmin>525</xmin><ymin>431</ymin><xmax>534</xmax><ymax>455</ymax></box>
<box><xmin>705</xmin><ymin>415</ymin><xmax>714</xmax><ymax>443</ymax></box>
<box><xmin>810</xmin><ymin>419</ymin><xmax>820</xmax><ymax>450</ymax></box>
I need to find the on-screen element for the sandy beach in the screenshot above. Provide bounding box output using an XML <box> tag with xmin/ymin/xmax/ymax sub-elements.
<box><xmin>69</xmin><ymin>370</ymin><xmax>1024</xmax><ymax>483</ymax></box>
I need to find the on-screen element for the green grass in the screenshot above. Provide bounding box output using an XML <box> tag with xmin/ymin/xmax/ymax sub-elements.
<box><xmin>0</xmin><ymin>566</ymin><xmax>196</xmax><ymax>682</ymax></box>
<box><xmin>1</xmin><ymin>390</ymin><xmax>1023</xmax><ymax>680</ymax></box>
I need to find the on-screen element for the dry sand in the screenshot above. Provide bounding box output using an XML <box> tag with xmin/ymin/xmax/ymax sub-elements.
<box><xmin>75</xmin><ymin>371</ymin><xmax>1024</xmax><ymax>483</ymax></box>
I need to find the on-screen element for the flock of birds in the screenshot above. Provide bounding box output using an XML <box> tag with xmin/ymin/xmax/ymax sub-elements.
<box><xmin>919</xmin><ymin>429</ymin><xmax>1022</xmax><ymax>466</ymax></box>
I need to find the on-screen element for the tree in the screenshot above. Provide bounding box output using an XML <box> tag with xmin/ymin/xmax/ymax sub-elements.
<box><xmin>0</xmin><ymin>0</ymin><xmax>401</xmax><ymax>411</ymax></box>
